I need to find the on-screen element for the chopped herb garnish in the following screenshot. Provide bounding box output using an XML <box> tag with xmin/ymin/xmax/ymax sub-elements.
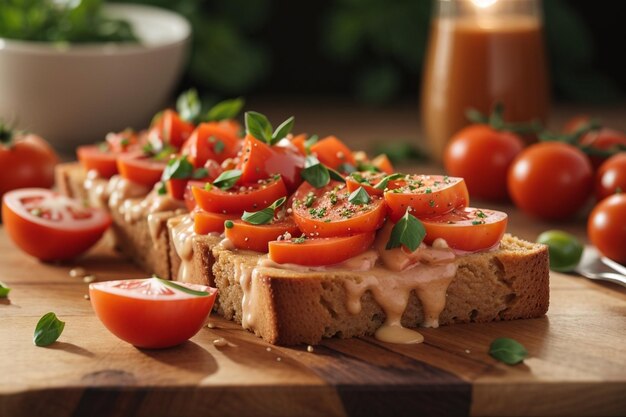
<box><xmin>373</xmin><ymin>173</ymin><xmax>404</xmax><ymax>190</ymax></box>
<box><xmin>304</xmin><ymin>192</ymin><xmax>316</xmax><ymax>208</ymax></box>
<box><xmin>213</xmin><ymin>139</ymin><xmax>225</xmax><ymax>154</ymax></box>
<box><xmin>356</xmin><ymin>161</ymin><xmax>380</xmax><ymax>173</ymax></box>
<box><xmin>204</xmin><ymin>183</ymin><xmax>213</xmax><ymax>191</ymax></box>
<box><xmin>245</xmin><ymin>111</ymin><xmax>295</xmax><ymax>146</ymax></box>
<box><xmin>176</xmin><ymin>88</ymin><xmax>202</xmax><ymax>123</ymax></box>
<box><xmin>489</xmin><ymin>337</ymin><xmax>528</xmax><ymax>365</ymax></box>
<box><xmin>472</xmin><ymin>220</ymin><xmax>485</xmax><ymax>225</ymax></box>
<box><xmin>162</xmin><ymin>156</ymin><xmax>194</xmax><ymax>180</ymax></box>
<box><xmin>385</xmin><ymin>211</ymin><xmax>426</xmax><ymax>252</ymax></box>
<box><xmin>213</xmin><ymin>169</ymin><xmax>242</xmax><ymax>190</ymax></box>
<box><xmin>0</xmin><ymin>281</ymin><xmax>10</xmax><ymax>298</ymax></box>
<box><xmin>292</xmin><ymin>235</ymin><xmax>307</xmax><ymax>244</ymax></box>
<box><xmin>241</xmin><ymin>197</ymin><xmax>286</xmax><ymax>225</ymax></box>
<box><xmin>476</xmin><ymin>210</ymin><xmax>487</xmax><ymax>218</ymax></box>
<box><xmin>157</xmin><ymin>182</ymin><xmax>167</xmax><ymax>195</ymax></box>
<box><xmin>428</xmin><ymin>200</ymin><xmax>435</xmax><ymax>207</ymax></box>
<box><xmin>156</xmin><ymin>277</ymin><xmax>210</xmax><ymax>297</ymax></box>
<box><xmin>224</xmin><ymin>220</ymin><xmax>234</xmax><ymax>229</ymax></box>
<box><xmin>33</xmin><ymin>312</ymin><xmax>65</xmax><ymax>347</ymax></box>
<box><xmin>425</xmin><ymin>188</ymin><xmax>432</xmax><ymax>194</ymax></box>
<box><xmin>348</xmin><ymin>186</ymin><xmax>370</xmax><ymax>205</ymax></box>
<box><xmin>301</xmin><ymin>155</ymin><xmax>330</xmax><ymax>188</ymax></box>
<box><xmin>329</xmin><ymin>191</ymin><xmax>338</xmax><ymax>205</ymax></box>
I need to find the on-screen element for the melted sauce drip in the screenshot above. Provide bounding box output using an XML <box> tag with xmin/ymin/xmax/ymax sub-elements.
<box><xmin>171</xmin><ymin>215</ymin><xmax>196</xmax><ymax>282</ymax></box>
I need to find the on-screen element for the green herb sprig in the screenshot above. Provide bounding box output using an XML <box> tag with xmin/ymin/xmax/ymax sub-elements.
<box><xmin>245</xmin><ymin>111</ymin><xmax>295</xmax><ymax>146</ymax></box>
<box><xmin>489</xmin><ymin>337</ymin><xmax>528</xmax><ymax>365</ymax></box>
<box><xmin>301</xmin><ymin>155</ymin><xmax>345</xmax><ymax>188</ymax></box>
<box><xmin>348</xmin><ymin>187</ymin><xmax>370</xmax><ymax>205</ymax></box>
<box><xmin>34</xmin><ymin>312</ymin><xmax>65</xmax><ymax>347</ymax></box>
<box><xmin>466</xmin><ymin>102</ymin><xmax>542</xmax><ymax>135</ymax></box>
<box><xmin>155</xmin><ymin>277</ymin><xmax>210</xmax><ymax>297</ymax></box>
<box><xmin>241</xmin><ymin>197</ymin><xmax>287</xmax><ymax>225</ymax></box>
<box><xmin>213</xmin><ymin>169</ymin><xmax>242</xmax><ymax>190</ymax></box>
<box><xmin>385</xmin><ymin>211</ymin><xmax>426</xmax><ymax>252</ymax></box>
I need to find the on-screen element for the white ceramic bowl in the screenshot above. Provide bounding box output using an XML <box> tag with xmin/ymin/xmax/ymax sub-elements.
<box><xmin>0</xmin><ymin>4</ymin><xmax>191</xmax><ymax>152</ymax></box>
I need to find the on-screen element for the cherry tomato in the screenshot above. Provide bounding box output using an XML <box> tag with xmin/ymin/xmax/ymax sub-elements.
<box><xmin>587</xmin><ymin>194</ymin><xmax>626</xmax><ymax>264</ymax></box>
<box><xmin>2</xmin><ymin>188</ymin><xmax>111</xmax><ymax>261</ymax></box>
<box><xmin>292</xmin><ymin>181</ymin><xmax>386</xmax><ymax>237</ymax></box>
<box><xmin>181</xmin><ymin>122</ymin><xmax>241</xmax><ymax>167</ymax></box>
<box><xmin>444</xmin><ymin>124</ymin><xmax>524</xmax><ymax>201</ymax></box>
<box><xmin>562</xmin><ymin>115</ymin><xmax>592</xmax><ymax>134</ymax></box>
<box><xmin>595</xmin><ymin>153</ymin><xmax>626</xmax><ymax>201</ymax></box>
<box><xmin>238</xmin><ymin>135</ymin><xmax>305</xmax><ymax>191</ymax></box>
<box><xmin>160</xmin><ymin>109</ymin><xmax>195</xmax><ymax>148</ymax></box>
<box><xmin>384</xmin><ymin>175</ymin><xmax>469</xmax><ymax>222</ymax></box>
<box><xmin>90</xmin><ymin>277</ymin><xmax>217</xmax><ymax>349</ymax></box>
<box><xmin>309</xmin><ymin>135</ymin><xmax>355</xmax><ymax>169</ymax></box>
<box><xmin>580</xmin><ymin>128</ymin><xmax>626</xmax><ymax>170</ymax></box>
<box><xmin>192</xmin><ymin>176</ymin><xmax>287</xmax><ymax>214</ymax></box>
<box><xmin>508</xmin><ymin>142</ymin><xmax>593</xmax><ymax>220</ymax></box>
<box><xmin>194</xmin><ymin>209</ymin><xmax>239</xmax><ymax>234</ymax></box>
<box><xmin>76</xmin><ymin>145</ymin><xmax>120</xmax><ymax>179</ymax></box>
<box><xmin>421</xmin><ymin>207</ymin><xmax>508</xmax><ymax>252</ymax></box>
<box><xmin>269</xmin><ymin>232</ymin><xmax>376</xmax><ymax>266</ymax></box>
<box><xmin>371</xmin><ymin>154</ymin><xmax>394</xmax><ymax>174</ymax></box>
<box><xmin>117</xmin><ymin>152</ymin><xmax>167</xmax><ymax>187</ymax></box>
<box><xmin>224</xmin><ymin>217</ymin><xmax>300</xmax><ymax>252</ymax></box>
<box><xmin>0</xmin><ymin>132</ymin><xmax>58</xmax><ymax>200</ymax></box>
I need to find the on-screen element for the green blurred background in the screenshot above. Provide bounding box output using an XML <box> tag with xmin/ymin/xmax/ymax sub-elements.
<box><xmin>106</xmin><ymin>0</ymin><xmax>625</xmax><ymax>106</ymax></box>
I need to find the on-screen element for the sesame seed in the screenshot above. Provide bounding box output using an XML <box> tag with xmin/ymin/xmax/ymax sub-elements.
<box><xmin>307</xmin><ymin>345</ymin><xmax>314</xmax><ymax>353</ymax></box>
<box><xmin>83</xmin><ymin>275</ymin><xmax>96</xmax><ymax>283</ymax></box>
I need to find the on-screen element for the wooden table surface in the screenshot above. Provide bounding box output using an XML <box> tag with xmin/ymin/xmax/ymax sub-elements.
<box><xmin>2</xmin><ymin>103</ymin><xmax>626</xmax><ymax>417</ymax></box>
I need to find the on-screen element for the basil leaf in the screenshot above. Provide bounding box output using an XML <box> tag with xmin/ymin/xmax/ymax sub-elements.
<box><xmin>356</xmin><ymin>161</ymin><xmax>380</xmax><ymax>173</ymax></box>
<box><xmin>301</xmin><ymin>156</ymin><xmax>330</xmax><ymax>188</ymax></box>
<box><xmin>176</xmin><ymin>88</ymin><xmax>201</xmax><ymax>123</ymax></box>
<box><xmin>0</xmin><ymin>281</ymin><xmax>10</xmax><ymax>298</ymax></box>
<box><xmin>33</xmin><ymin>312</ymin><xmax>65</xmax><ymax>347</ymax></box>
<box><xmin>213</xmin><ymin>169</ymin><xmax>242</xmax><ymax>190</ymax></box>
<box><xmin>245</xmin><ymin>111</ymin><xmax>273</xmax><ymax>143</ymax></box>
<box><xmin>304</xmin><ymin>134</ymin><xmax>319</xmax><ymax>153</ymax></box>
<box><xmin>271</xmin><ymin>116</ymin><xmax>295</xmax><ymax>145</ymax></box>
<box><xmin>385</xmin><ymin>211</ymin><xmax>426</xmax><ymax>252</ymax></box>
<box><xmin>162</xmin><ymin>156</ymin><xmax>194</xmax><ymax>181</ymax></box>
<box><xmin>348</xmin><ymin>187</ymin><xmax>370</xmax><ymax>205</ymax></box>
<box><xmin>241</xmin><ymin>197</ymin><xmax>287</xmax><ymax>225</ymax></box>
<box><xmin>156</xmin><ymin>277</ymin><xmax>210</xmax><ymax>297</ymax></box>
<box><xmin>192</xmin><ymin>168</ymin><xmax>208</xmax><ymax>179</ymax></box>
<box><xmin>374</xmin><ymin>173</ymin><xmax>405</xmax><ymax>190</ymax></box>
<box><xmin>328</xmin><ymin>167</ymin><xmax>346</xmax><ymax>183</ymax></box>
<box><xmin>206</xmin><ymin>97</ymin><xmax>245</xmax><ymax>121</ymax></box>
<box><xmin>213</xmin><ymin>139</ymin><xmax>225</xmax><ymax>154</ymax></box>
<box><xmin>489</xmin><ymin>337</ymin><xmax>528</xmax><ymax>365</ymax></box>
<box><xmin>339</xmin><ymin>163</ymin><xmax>356</xmax><ymax>174</ymax></box>
<box><xmin>157</xmin><ymin>182</ymin><xmax>167</xmax><ymax>195</ymax></box>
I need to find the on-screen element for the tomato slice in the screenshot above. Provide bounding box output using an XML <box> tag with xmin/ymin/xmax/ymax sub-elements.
<box><xmin>238</xmin><ymin>134</ymin><xmax>305</xmax><ymax>191</ymax></box>
<box><xmin>309</xmin><ymin>135</ymin><xmax>355</xmax><ymax>169</ymax></box>
<box><xmin>224</xmin><ymin>217</ymin><xmax>300</xmax><ymax>253</ymax></box>
<box><xmin>181</xmin><ymin>122</ymin><xmax>241</xmax><ymax>167</ymax></box>
<box><xmin>291</xmin><ymin>133</ymin><xmax>308</xmax><ymax>155</ymax></box>
<box><xmin>421</xmin><ymin>207</ymin><xmax>508</xmax><ymax>252</ymax></box>
<box><xmin>346</xmin><ymin>171</ymin><xmax>403</xmax><ymax>197</ymax></box>
<box><xmin>371</xmin><ymin>154</ymin><xmax>394</xmax><ymax>174</ymax></box>
<box><xmin>292</xmin><ymin>181</ymin><xmax>386</xmax><ymax>237</ymax></box>
<box><xmin>268</xmin><ymin>232</ymin><xmax>375</xmax><ymax>266</ymax></box>
<box><xmin>192</xmin><ymin>175</ymin><xmax>287</xmax><ymax>214</ymax></box>
<box><xmin>384</xmin><ymin>175</ymin><xmax>469</xmax><ymax>221</ymax></box>
<box><xmin>117</xmin><ymin>152</ymin><xmax>167</xmax><ymax>187</ymax></box>
<box><xmin>90</xmin><ymin>277</ymin><xmax>217</xmax><ymax>349</ymax></box>
<box><xmin>2</xmin><ymin>188</ymin><xmax>111</xmax><ymax>261</ymax></box>
<box><xmin>76</xmin><ymin>145</ymin><xmax>120</xmax><ymax>178</ymax></box>
<box><xmin>161</xmin><ymin>109</ymin><xmax>195</xmax><ymax>148</ymax></box>
<box><xmin>194</xmin><ymin>209</ymin><xmax>239</xmax><ymax>234</ymax></box>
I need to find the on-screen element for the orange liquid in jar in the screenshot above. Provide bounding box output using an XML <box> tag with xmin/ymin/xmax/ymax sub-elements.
<box><xmin>421</xmin><ymin>16</ymin><xmax>549</xmax><ymax>161</ymax></box>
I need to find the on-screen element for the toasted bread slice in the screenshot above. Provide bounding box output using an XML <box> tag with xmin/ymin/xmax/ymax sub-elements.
<box><xmin>175</xmin><ymin>232</ymin><xmax>549</xmax><ymax>345</ymax></box>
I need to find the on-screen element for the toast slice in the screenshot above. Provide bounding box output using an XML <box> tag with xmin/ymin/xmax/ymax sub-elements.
<box><xmin>173</xmin><ymin>229</ymin><xmax>549</xmax><ymax>345</ymax></box>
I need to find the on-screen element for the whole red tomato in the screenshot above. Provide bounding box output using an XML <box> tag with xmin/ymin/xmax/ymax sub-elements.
<box><xmin>595</xmin><ymin>153</ymin><xmax>626</xmax><ymax>201</ymax></box>
<box><xmin>0</xmin><ymin>128</ymin><xmax>59</xmax><ymax>200</ymax></box>
<box><xmin>508</xmin><ymin>142</ymin><xmax>593</xmax><ymax>220</ymax></box>
<box><xmin>588</xmin><ymin>194</ymin><xmax>626</xmax><ymax>264</ymax></box>
<box><xmin>444</xmin><ymin>124</ymin><xmax>524</xmax><ymax>201</ymax></box>
<box><xmin>579</xmin><ymin>128</ymin><xmax>626</xmax><ymax>169</ymax></box>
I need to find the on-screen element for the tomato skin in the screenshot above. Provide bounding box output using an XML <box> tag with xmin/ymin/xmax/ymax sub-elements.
<box><xmin>269</xmin><ymin>232</ymin><xmax>376</xmax><ymax>266</ymax></box>
<box><xmin>384</xmin><ymin>175</ymin><xmax>469</xmax><ymax>222</ymax></box>
<box><xmin>0</xmin><ymin>134</ymin><xmax>58</xmax><ymax>200</ymax></box>
<box><xmin>224</xmin><ymin>217</ymin><xmax>300</xmax><ymax>253</ymax></box>
<box><xmin>588</xmin><ymin>194</ymin><xmax>626</xmax><ymax>264</ymax></box>
<box><xmin>89</xmin><ymin>279</ymin><xmax>217</xmax><ymax>349</ymax></box>
<box><xmin>181</xmin><ymin>122</ymin><xmax>241</xmax><ymax>167</ymax></box>
<box><xmin>291</xmin><ymin>133</ymin><xmax>308</xmax><ymax>155</ymax></box>
<box><xmin>292</xmin><ymin>181</ymin><xmax>387</xmax><ymax>237</ymax></box>
<box><xmin>194</xmin><ymin>210</ymin><xmax>239</xmax><ymax>234</ymax></box>
<box><xmin>508</xmin><ymin>142</ymin><xmax>593</xmax><ymax>220</ymax></box>
<box><xmin>192</xmin><ymin>176</ymin><xmax>287</xmax><ymax>214</ymax></box>
<box><xmin>371</xmin><ymin>154</ymin><xmax>394</xmax><ymax>174</ymax></box>
<box><xmin>595</xmin><ymin>153</ymin><xmax>626</xmax><ymax>201</ymax></box>
<box><xmin>238</xmin><ymin>135</ymin><xmax>305</xmax><ymax>191</ymax></box>
<box><xmin>444</xmin><ymin>124</ymin><xmax>524</xmax><ymax>201</ymax></box>
<box><xmin>421</xmin><ymin>207</ymin><xmax>508</xmax><ymax>252</ymax></box>
<box><xmin>117</xmin><ymin>153</ymin><xmax>167</xmax><ymax>187</ymax></box>
<box><xmin>579</xmin><ymin>128</ymin><xmax>626</xmax><ymax>169</ymax></box>
<box><xmin>2</xmin><ymin>189</ymin><xmax>111</xmax><ymax>261</ymax></box>
<box><xmin>76</xmin><ymin>145</ymin><xmax>119</xmax><ymax>178</ymax></box>
<box><xmin>309</xmin><ymin>135</ymin><xmax>355</xmax><ymax>169</ymax></box>
<box><xmin>161</xmin><ymin>109</ymin><xmax>195</xmax><ymax>148</ymax></box>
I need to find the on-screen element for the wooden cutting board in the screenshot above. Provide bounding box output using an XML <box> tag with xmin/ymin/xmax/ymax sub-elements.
<box><xmin>1</xmin><ymin>222</ymin><xmax>625</xmax><ymax>417</ymax></box>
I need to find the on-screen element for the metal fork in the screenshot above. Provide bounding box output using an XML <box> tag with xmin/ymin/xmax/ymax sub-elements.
<box><xmin>574</xmin><ymin>246</ymin><xmax>626</xmax><ymax>288</ymax></box>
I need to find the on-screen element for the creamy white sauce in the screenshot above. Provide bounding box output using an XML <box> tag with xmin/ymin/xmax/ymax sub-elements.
<box><xmin>171</xmin><ymin>215</ymin><xmax>196</xmax><ymax>282</ymax></box>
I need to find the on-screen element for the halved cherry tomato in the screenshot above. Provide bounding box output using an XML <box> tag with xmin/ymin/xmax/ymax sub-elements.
<box><xmin>309</xmin><ymin>135</ymin><xmax>355</xmax><ymax>169</ymax></box>
<box><xmin>420</xmin><ymin>207</ymin><xmax>507</xmax><ymax>252</ymax></box>
<box><xmin>192</xmin><ymin>176</ymin><xmax>287</xmax><ymax>214</ymax></box>
<box><xmin>292</xmin><ymin>181</ymin><xmax>386</xmax><ymax>237</ymax></box>
<box><xmin>2</xmin><ymin>188</ymin><xmax>111</xmax><ymax>261</ymax></box>
<box><xmin>238</xmin><ymin>135</ymin><xmax>305</xmax><ymax>191</ymax></box>
<box><xmin>291</xmin><ymin>133</ymin><xmax>308</xmax><ymax>155</ymax></box>
<box><xmin>117</xmin><ymin>152</ymin><xmax>167</xmax><ymax>187</ymax></box>
<box><xmin>76</xmin><ymin>145</ymin><xmax>120</xmax><ymax>178</ymax></box>
<box><xmin>346</xmin><ymin>171</ymin><xmax>403</xmax><ymax>197</ymax></box>
<box><xmin>166</xmin><ymin>179</ymin><xmax>188</xmax><ymax>201</ymax></box>
<box><xmin>194</xmin><ymin>209</ymin><xmax>239</xmax><ymax>234</ymax></box>
<box><xmin>384</xmin><ymin>175</ymin><xmax>469</xmax><ymax>221</ymax></box>
<box><xmin>371</xmin><ymin>154</ymin><xmax>394</xmax><ymax>174</ymax></box>
<box><xmin>161</xmin><ymin>109</ymin><xmax>195</xmax><ymax>148</ymax></box>
<box><xmin>90</xmin><ymin>277</ymin><xmax>217</xmax><ymax>349</ymax></box>
<box><xmin>224</xmin><ymin>217</ymin><xmax>300</xmax><ymax>252</ymax></box>
<box><xmin>181</xmin><ymin>122</ymin><xmax>241</xmax><ymax>167</ymax></box>
<box><xmin>269</xmin><ymin>232</ymin><xmax>375</xmax><ymax>266</ymax></box>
